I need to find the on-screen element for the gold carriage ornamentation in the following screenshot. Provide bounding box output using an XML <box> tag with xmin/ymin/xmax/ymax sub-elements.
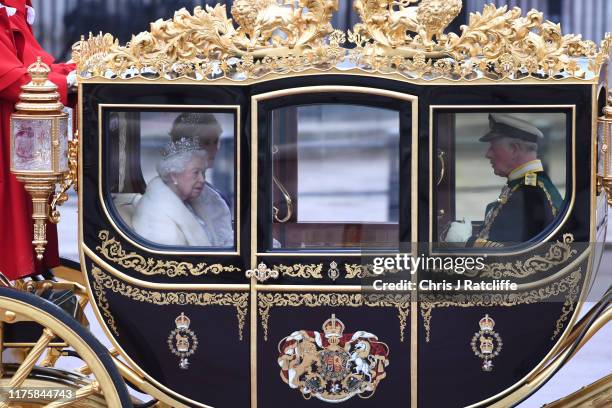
<box><xmin>73</xmin><ymin>0</ymin><xmax>611</xmax><ymax>82</ymax></box>
<box><xmin>4</xmin><ymin>0</ymin><xmax>612</xmax><ymax>407</ymax></box>
<box><xmin>167</xmin><ymin>312</ymin><xmax>199</xmax><ymax>369</ymax></box>
<box><xmin>277</xmin><ymin>314</ymin><xmax>390</xmax><ymax>402</ymax></box>
<box><xmin>470</xmin><ymin>314</ymin><xmax>503</xmax><ymax>372</ymax></box>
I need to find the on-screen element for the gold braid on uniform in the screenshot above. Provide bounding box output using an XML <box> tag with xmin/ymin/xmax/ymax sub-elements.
<box><xmin>473</xmin><ymin>184</ymin><xmax>521</xmax><ymax>248</ymax></box>
<box><xmin>474</xmin><ymin>176</ymin><xmax>558</xmax><ymax>248</ymax></box>
<box><xmin>537</xmin><ymin>180</ymin><xmax>557</xmax><ymax>217</ymax></box>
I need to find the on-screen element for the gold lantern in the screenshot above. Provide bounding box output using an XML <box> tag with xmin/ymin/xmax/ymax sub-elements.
<box><xmin>10</xmin><ymin>57</ymin><xmax>76</xmax><ymax>260</ymax></box>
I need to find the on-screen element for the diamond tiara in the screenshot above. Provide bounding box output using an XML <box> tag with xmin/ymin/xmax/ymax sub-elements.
<box><xmin>160</xmin><ymin>137</ymin><xmax>203</xmax><ymax>158</ymax></box>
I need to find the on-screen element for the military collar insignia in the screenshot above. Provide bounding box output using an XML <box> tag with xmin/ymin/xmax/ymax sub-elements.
<box><xmin>507</xmin><ymin>159</ymin><xmax>544</xmax><ymax>182</ymax></box>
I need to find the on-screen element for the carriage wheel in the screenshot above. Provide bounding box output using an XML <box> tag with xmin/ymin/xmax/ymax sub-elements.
<box><xmin>0</xmin><ymin>287</ymin><xmax>132</xmax><ymax>407</ymax></box>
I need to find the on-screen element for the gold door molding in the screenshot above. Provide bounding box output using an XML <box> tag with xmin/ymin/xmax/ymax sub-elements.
<box><xmin>257</xmin><ymin>292</ymin><xmax>410</xmax><ymax>342</ymax></box>
<box><xmin>419</xmin><ymin>267</ymin><xmax>583</xmax><ymax>343</ymax></box>
<box><xmin>90</xmin><ymin>265</ymin><xmax>249</xmax><ymax>340</ymax></box>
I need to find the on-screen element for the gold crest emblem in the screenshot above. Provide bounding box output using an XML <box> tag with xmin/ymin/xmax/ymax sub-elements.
<box><xmin>167</xmin><ymin>312</ymin><xmax>199</xmax><ymax>369</ymax></box>
<box><xmin>470</xmin><ymin>314</ymin><xmax>503</xmax><ymax>372</ymax></box>
<box><xmin>278</xmin><ymin>314</ymin><xmax>389</xmax><ymax>402</ymax></box>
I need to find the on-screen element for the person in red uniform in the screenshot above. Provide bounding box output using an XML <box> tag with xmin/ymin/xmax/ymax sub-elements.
<box><xmin>0</xmin><ymin>0</ymin><xmax>75</xmax><ymax>280</ymax></box>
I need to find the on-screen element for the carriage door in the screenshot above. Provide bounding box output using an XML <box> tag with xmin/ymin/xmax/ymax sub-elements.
<box><xmin>250</xmin><ymin>86</ymin><xmax>417</xmax><ymax>407</ymax></box>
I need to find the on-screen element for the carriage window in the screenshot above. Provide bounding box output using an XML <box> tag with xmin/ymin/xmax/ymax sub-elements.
<box><xmin>105</xmin><ymin>110</ymin><xmax>236</xmax><ymax>249</ymax></box>
<box><xmin>434</xmin><ymin>111</ymin><xmax>567</xmax><ymax>248</ymax></box>
<box><xmin>269</xmin><ymin>104</ymin><xmax>400</xmax><ymax>250</ymax></box>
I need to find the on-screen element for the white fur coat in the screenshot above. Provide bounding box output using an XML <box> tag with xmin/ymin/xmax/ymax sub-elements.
<box><xmin>132</xmin><ymin>177</ymin><xmax>233</xmax><ymax>247</ymax></box>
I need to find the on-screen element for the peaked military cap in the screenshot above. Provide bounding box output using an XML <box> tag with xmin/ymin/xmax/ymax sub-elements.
<box><xmin>479</xmin><ymin>113</ymin><xmax>544</xmax><ymax>143</ymax></box>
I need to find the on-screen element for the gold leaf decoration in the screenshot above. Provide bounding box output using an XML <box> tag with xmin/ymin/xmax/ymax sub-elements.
<box><xmin>73</xmin><ymin>2</ymin><xmax>610</xmax><ymax>82</ymax></box>
<box><xmin>439</xmin><ymin>234</ymin><xmax>578</xmax><ymax>279</ymax></box>
<box><xmin>96</xmin><ymin>230</ymin><xmax>240</xmax><ymax>277</ymax></box>
<box><xmin>480</xmin><ymin>234</ymin><xmax>577</xmax><ymax>279</ymax></box>
<box><xmin>419</xmin><ymin>268</ymin><xmax>582</xmax><ymax>342</ymax></box>
<box><xmin>258</xmin><ymin>292</ymin><xmax>409</xmax><ymax>342</ymax></box>
<box><xmin>447</xmin><ymin>5</ymin><xmax>597</xmax><ymax>78</ymax></box>
<box><xmin>273</xmin><ymin>264</ymin><xmax>323</xmax><ymax>279</ymax></box>
<box><xmin>91</xmin><ymin>267</ymin><xmax>119</xmax><ymax>336</ymax></box>
<box><xmin>91</xmin><ymin>266</ymin><xmax>249</xmax><ymax>340</ymax></box>
<box><xmin>551</xmin><ymin>271</ymin><xmax>581</xmax><ymax>340</ymax></box>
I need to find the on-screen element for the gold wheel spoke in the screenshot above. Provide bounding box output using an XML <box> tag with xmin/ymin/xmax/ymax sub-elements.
<box><xmin>11</xmin><ymin>328</ymin><xmax>55</xmax><ymax>386</ymax></box>
<box><xmin>0</xmin><ymin>328</ymin><xmax>55</xmax><ymax>408</ymax></box>
<box><xmin>43</xmin><ymin>381</ymin><xmax>100</xmax><ymax>408</ymax></box>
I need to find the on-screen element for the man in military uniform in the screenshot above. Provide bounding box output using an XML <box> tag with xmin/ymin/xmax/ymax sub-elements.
<box><xmin>446</xmin><ymin>113</ymin><xmax>563</xmax><ymax>247</ymax></box>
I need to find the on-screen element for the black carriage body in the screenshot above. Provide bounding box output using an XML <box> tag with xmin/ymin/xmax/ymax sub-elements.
<box><xmin>79</xmin><ymin>74</ymin><xmax>604</xmax><ymax>408</ymax></box>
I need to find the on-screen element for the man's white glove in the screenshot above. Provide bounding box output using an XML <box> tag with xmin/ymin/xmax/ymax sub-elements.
<box><xmin>444</xmin><ymin>218</ymin><xmax>472</xmax><ymax>243</ymax></box>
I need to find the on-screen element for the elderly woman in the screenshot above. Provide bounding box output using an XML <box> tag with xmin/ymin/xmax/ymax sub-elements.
<box><xmin>132</xmin><ymin>137</ymin><xmax>233</xmax><ymax>247</ymax></box>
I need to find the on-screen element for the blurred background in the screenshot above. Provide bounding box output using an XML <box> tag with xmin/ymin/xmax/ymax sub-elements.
<box><xmin>26</xmin><ymin>0</ymin><xmax>610</xmax><ymax>406</ymax></box>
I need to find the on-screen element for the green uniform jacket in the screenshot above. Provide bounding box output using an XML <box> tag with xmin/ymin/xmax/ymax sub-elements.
<box><xmin>469</xmin><ymin>170</ymin><xmax>563</xmax><ymax>248</ymax></box>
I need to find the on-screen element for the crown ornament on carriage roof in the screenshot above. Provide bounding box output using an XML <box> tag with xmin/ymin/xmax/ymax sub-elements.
<box><xmin>73</xmin><ymin>0</ymin><xmax>612</xmax><ymax>82</ymax></box>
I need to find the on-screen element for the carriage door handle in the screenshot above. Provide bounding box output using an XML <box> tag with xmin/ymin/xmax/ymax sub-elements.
<box><xmin>273</xmin><ymin>175</ymin><xmax>293</xmax><ymax>223</ymax></box>
<box><xmin>436</xmin><ymin>150</ymin><xmax>446</xmax><ymax>186</ymax></box>
<box><xmin>272</xmin><ymin>144</ymin><xmax>293</xmax><ymax>223</ymax></box>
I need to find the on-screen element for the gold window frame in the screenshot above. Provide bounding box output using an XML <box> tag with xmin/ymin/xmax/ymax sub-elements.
<box><xmin>428</xmin><ymin>104</ymin><xmax>577</xmax><ymax>256</ymax></box>
<box><xmin>97</xmin><ymin>103</ymin><xmax>242</xmax><ymax>256</ymax></box>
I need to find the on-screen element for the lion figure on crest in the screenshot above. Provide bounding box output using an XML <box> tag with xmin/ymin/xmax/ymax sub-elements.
<box><xmin>356</xmin><ymin>0</ymin><xmax>462</xmax><ymax>48</ymax></box>
<box><xmin>391</xmin><ymin>0</ymin><xmax>462</xmax><ymax>46</ymax></box>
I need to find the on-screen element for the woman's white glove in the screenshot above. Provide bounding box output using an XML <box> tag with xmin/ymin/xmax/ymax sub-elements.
<box><xmin>67</xmin><ymin>71</ymin><xmax>77</xmax><ymax>89</ymax></box>
<box><xmin>444</xmin><ymin>218</ymin><xmax>472</xmax><ymax>243</ymax></box>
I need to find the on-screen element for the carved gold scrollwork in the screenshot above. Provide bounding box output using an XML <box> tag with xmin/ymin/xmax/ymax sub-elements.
<box><xmin>74</xmin><ymin>2</ymin><xmax>611</xmax><ymax>82</ymax></box>
<box><xmin>273</xmin><ymin>264</ymin><xmax>323</xmax><ymax>279</ymax></box>
<box><xmin>419</xmin><ymin>268</ymin><xmax>582</xmax><ymax>343</ymax></box>
<box><xmin>91</xmin><ymin>266</ymin><xmax>249</xmax><ymax>340</ymax></box>
<box><xmin>258</xmin><ymin>292</ymin><xmax>409</xmax><ymax>341</ymax></box>
<box><xmin>48</xmin><ymin>131</ymin><xmax>79</xmax><ymax>224</ymax></box>
<box><xmin>352</xmin><ymin>0</ymin><xmax>462</xmax><ymax>51</ymax></box>
<box><xmin>96</xmin><ymin>230</ymin><xmax>240</xmax><ymax>277</ymax></box>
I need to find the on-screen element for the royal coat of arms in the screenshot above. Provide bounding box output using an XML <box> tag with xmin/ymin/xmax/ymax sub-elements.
<box><xmin>277</xmin><ymin>314</ymin><xmax>390</xmax><ymax>402</ymax></box>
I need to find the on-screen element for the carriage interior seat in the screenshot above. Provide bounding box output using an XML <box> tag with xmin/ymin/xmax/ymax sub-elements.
<box><xmin>112</xmin><ymin>193</ymin><xmax>142</xmax><ymax>228</ymax></box>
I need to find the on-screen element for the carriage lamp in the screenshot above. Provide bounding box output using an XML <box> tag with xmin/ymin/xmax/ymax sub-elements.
<box><xmin>10</xmin><ymin>58</ymin><xmax>73</xmax><ymax>260</ymax></box>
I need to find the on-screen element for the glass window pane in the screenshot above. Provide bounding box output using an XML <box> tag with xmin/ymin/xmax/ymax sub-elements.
<box><xmin>106</xmin><ymin>110</ymin><xmax>236</xmax><ymax>249</ymax></box>
<box><xmin>435</xmin><ymin>111</ymin><xmax>567</xmax><ymax>247</ymax></box>
<box><xmin>270</xmin><ymin>104</ymin><xmax>400</xmax><ymax>250</ymax></box>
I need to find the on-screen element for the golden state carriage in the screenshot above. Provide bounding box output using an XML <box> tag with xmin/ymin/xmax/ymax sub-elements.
<box><xmin>2</xmin><ymin>0</ymin><xmax>612</xmax><ymax>407</ymax></box>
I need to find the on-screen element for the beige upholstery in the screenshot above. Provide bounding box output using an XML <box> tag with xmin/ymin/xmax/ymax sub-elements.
<box><xmin>112</xmin><ymin>193</ymin><xmax>142</xmax><ymax>228</ymax></box>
